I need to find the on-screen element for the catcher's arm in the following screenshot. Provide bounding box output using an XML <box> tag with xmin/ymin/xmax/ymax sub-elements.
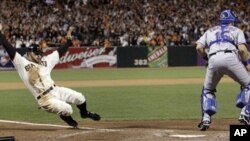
<box><xmin>238</xmin><ymin>44</ymin><xmax>250</xmax><ymax>71</ymax></box>
<box><xmin>238</xmin><ymin>44</ymin><xmax>248</xmax><ymax>60</ymax></box>
<box><xmin>0</xmin><ymin>23</ymin><xmax>17</xmax><ymax>60</ymax></box>
<box><xmin>196</xmin><ymin>42</ymin><xmax>208</xmax><ymax>61</ymax></box>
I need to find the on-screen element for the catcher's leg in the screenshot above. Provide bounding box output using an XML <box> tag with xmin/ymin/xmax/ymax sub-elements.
<box><xmin>198</xmin><ymin>87</ymin><xmax>217</xmax><ymax>131</ymax></box>
<box><xmin>198</xmin><ymin>62</ymin><xmax>223</xmax><ymax>131</ymax></box>
<box><xmin>237</xmin><ymin>85</ymin><xmax>250</xmax><ymax>125</ymax></box>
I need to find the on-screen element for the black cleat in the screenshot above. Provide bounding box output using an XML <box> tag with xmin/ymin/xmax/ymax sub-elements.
<box><xmin>239</xmin><ymin>115</ymin><xmax>250</xmax><ymax>125</ymax></box>
<box><xmin>198</xmin><ymin>120</ymin><xmax>211</xmax><ymax>131</ymax></box>
<box><xmin>81</xmin><ymin>111</ymin><xmax>101</xmax><ymax>121</ymax></box>
<box><xmin>60</xmin><ymin>115</ymin><xmax>78</xmax><ymax>128</ymax></box>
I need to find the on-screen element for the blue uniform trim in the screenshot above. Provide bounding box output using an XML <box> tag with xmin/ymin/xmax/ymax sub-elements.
<box><xmin>242</xmin><ymin>58</ymin><xmax>250</xmax><ymax>66</ymax></box>
<box><xmin>209</xmin><ymin>38</ymin><xmax>236</xmax><ymax>48</ymax></box>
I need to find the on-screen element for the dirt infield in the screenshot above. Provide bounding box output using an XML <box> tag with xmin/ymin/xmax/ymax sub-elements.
<box><xmin>0</xmin><ymin>77</ymin><xmax>236</xmax><ymax>141</ymax></box>
<box><xmin>0</xmin><ymin>119</ymin><xmax>235</xmax><ymax>141</ymax></box>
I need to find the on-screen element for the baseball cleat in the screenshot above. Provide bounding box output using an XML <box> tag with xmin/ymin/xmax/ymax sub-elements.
<box><xmin>238</xmin><ymin>115</ymin><xmax>250</xmax><ymax>125</ymax></box>
<box><xmin>198</xmin><ymin>120</ymin><xmax>211</xmax><ymax>131</ymax></box>
<box><xmin>81</xmin><ymin>111</ymin><xmax>101</xmax><ymax>121</ymax></box>
<box><xmin>60</xmin><ymin>115</ymin><xmax>78</xmax><ymax>128</ymax></box>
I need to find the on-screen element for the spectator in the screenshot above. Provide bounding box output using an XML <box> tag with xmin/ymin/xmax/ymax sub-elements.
<box><xmin>104</xmin><ymin>38</ymin><xmax>112</xmax><ymax>48</ymax></box>
<box><xmin>0</xmin><ymin>0</ymin><xmax>249</xmax><ymax>48</ymax></box>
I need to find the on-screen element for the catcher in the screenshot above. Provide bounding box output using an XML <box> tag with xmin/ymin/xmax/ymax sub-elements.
<box><xmin>196</xmin><ymin>10</ymin><xmax>250</xmax><ymax>131</ymax></box>
<box><xmin>0</xmin><ymin>24</ymin><xmax>101</xmax><ymax>128</ymax></box>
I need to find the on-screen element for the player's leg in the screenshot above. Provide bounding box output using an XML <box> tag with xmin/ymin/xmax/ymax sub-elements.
<box><xmin>227</xmin><ymin>66</ymin><xmax>250</xmax><ymax>108</ymax></box>
<box><xmin>53</xmin><ymin>86</ymin><xmax>101</xmax><ymax>121</ymax></box>
<box><xmin>38</xmin><ymin>96</ymin><xmax>78</xmax><ymax>127</ymax></box>
<box><xmin>198</xmin><ymin>67</ymin><xmax>223</xmax><ymax>131</ymax></box>
<box><xmin>226</xmin><ymin>58</ymin><xmax>250</xmax><ymax>105</ymax></box>
<box><xmin>226</xmin><ymin>60</ymin><xmax>250</xmax><ymax>125</ymax></box>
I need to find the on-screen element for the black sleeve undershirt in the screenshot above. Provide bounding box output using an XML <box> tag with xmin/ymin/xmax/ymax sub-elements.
<box><xmin>0</xmin><ymin>33</ymin><xmax>16</xmax><ymax>60</ymax></box>
<box><xmin>57</xmin><ymin>39</ymin><xmax>72</xmax><ymax>58</ymax></box>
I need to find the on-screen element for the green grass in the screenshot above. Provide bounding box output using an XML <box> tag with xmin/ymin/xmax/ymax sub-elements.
<box><xmin>0</xmin><ymin>83</ymin><xmax>241</xmax><ymax>123</ymax></box>
<box><xmin>0</xmin><ymin>67</ymin><xmax>206</xmax><ymax>82</ymax></box>
<box><xmin>0</xmin><ymin>67</ymin><xmax>242</xmax><ymax>124</ymax></box>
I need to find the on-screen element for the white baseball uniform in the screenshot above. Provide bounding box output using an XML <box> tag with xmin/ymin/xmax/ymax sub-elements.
<box><xmin>197</xmin><ymin>25</ymin><xmax>250</xmax><ymax>90</ymax></box>
<box><xmin>12</xmin><ymin>51</ymin><xmax>85</xmax><ymax>116</ymax></box>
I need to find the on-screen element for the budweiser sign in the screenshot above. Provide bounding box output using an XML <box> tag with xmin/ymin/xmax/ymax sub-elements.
<box><xmin>45</xmin><ymin>47</ymin><xmax>117</xmax><ymax>68</ymax></box>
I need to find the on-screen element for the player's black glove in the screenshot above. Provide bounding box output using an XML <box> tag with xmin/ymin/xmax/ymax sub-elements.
<box><xmin>202</xmin><ymin>54</ymin><xmax>208</xmax><ymax>67</ymax></box>
<box><xmin>202</xmin><ymin>54</ymin><xmax>208</xmax><ymax>61</ymax></box>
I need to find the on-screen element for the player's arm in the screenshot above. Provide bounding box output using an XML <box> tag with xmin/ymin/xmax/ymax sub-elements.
<box><xmin>238</xmin><ymin>44</ymin><xmax>248</xmax><ymax>61</ymax></box>
<box><xmin>57</xmin><ymin>26</ymin><xmax>74</xmax><ymax>58</ymax></box>
<box><xmin>0</xmin><ymin>24</ymin><xmax>16</xmax><ymax>60</ymax></box>
<box><xmin>196</xmin><ymin>43</ymin><xmax>208</xmax><ymax>61</ymax></box>
<box><xmin>238</xmin><ymin>44</ymin><xmax>250</xmax><ymax>71</ymax></box>
<box><xmin>196</xmin><ymin>31</ymin><xmax>208</xmax><ymax>61</ymax></box>
<box><xmin>237</xmin><ymin>30</ymin><xmax>250</xmax><ymax>71</ymax></box>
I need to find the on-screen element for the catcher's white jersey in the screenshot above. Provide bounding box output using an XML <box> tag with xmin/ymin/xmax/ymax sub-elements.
<box><xmin>197</xmin><ymin>25</ymin><xmax>246</xmax><ymax>54</ymax></box>
<box><xmin>12</xmin><ymin>51</ymin><xmax>59</xmax><ymax>98</ymax></box>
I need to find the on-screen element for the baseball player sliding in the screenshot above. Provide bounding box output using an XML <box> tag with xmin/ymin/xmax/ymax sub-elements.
<box><xmin>196</xmin><ymin>10</ymin><xmax>250</xmax><ymax>131</ymax></box>
<box><xmin>0</xmin><ymin>24</ymin><xmax>101</xmax><ymax>128</ymax></box>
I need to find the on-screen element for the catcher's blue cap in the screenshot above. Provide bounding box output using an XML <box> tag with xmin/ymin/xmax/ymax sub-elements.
<box><xmin>219</xmin><ymin>10</ymin><xmax>240</xmax><ymax>25</ymax></box>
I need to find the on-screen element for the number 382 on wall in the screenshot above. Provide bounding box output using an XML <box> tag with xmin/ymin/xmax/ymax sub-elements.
<box><xmin>134</xmin><ymin>59</ymin><xmax>148</xmax><ymax>66</ymax></box>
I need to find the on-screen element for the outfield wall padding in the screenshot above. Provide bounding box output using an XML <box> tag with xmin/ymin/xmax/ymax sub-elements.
<box><xmin>167</xmin><ymin>46</ymin><xmax>197</xmax><ymax>66</ymax></box>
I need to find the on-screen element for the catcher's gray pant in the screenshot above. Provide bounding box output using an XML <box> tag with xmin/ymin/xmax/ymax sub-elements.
<box><xmin>37</xmin><ymin>86</ymin><xmax>85</xmax><ymax>116</ymax></box>
<box><xmin>201</xmin><ymin>51</ymin><xmax>250</xmax><ymax>121</ymax></box>
<box><xmin>204</xmin><ymin>52</ymin><xmax>250</xmax><ymax>89</ymax></box>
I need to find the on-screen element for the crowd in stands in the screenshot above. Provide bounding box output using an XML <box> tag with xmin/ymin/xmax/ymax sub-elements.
<box><xmin>0</xmin><ymin>0</ymin><xmax>250</xmax><ymax>48</ymax></box>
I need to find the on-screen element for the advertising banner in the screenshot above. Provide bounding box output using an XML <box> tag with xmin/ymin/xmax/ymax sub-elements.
<box><xmin>0</xmin><ymin>49</ymin><xmax>14</xmax><ymax>70</ymax></box>
<box><xmin>0</xmin><ymin>47</ymin><xmax>117</xmax><ymax>70</ymax></box>
<box><xmin>45</xmin><ymin>47</ymin><xmax>117</xmax><ymax>69</ymax></box>
<box><xmin>148</xmin><ymin>46</ymin><xmax>168</xmax><ymax>67</ymax></box>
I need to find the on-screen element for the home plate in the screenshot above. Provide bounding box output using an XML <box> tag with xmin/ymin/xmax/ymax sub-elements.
<box><xmin>170</xmin><ymin>134</ymin><xmax>206</xmax><ymax>138</ymax></box>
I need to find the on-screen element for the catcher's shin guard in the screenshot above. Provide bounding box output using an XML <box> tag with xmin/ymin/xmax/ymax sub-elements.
<box><xmin>236</xmin><ymin>86</ymin><xmax>250</xmax><ymax>108</ymax></box>
<box><xmin>201</xmin><ymin>88</ymin><xmax>217</xmax><ymax>116</ymax></box>
<box><xmin>198</xmin><ymin>88</ymin><xmax>216</xmax><ymax>131</ymax></box>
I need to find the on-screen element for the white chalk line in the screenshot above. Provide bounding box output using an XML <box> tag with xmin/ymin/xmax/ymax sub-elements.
<box><xmin>58</xmin><ymin>131</ymin><xmax>93</xmax><ymax>139</ymax></box>
<box><xmin>58</xmin><ymin>128</ymin><xmax>123</xmax><ymax>139</ymax></box>
<box><xmin>0</xmin><ymin>119</ymin><xmax>94</xmax><ymax>130</ymax></box>
<box><xmin>0</xmin><ymin>119</ymin><xmax>123</xmax><ymax>132</ymax></box>
<box><xmin>170</xmin><ymin>134</ymin><xmax>206</xmax><ymax>138</ymax></box>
